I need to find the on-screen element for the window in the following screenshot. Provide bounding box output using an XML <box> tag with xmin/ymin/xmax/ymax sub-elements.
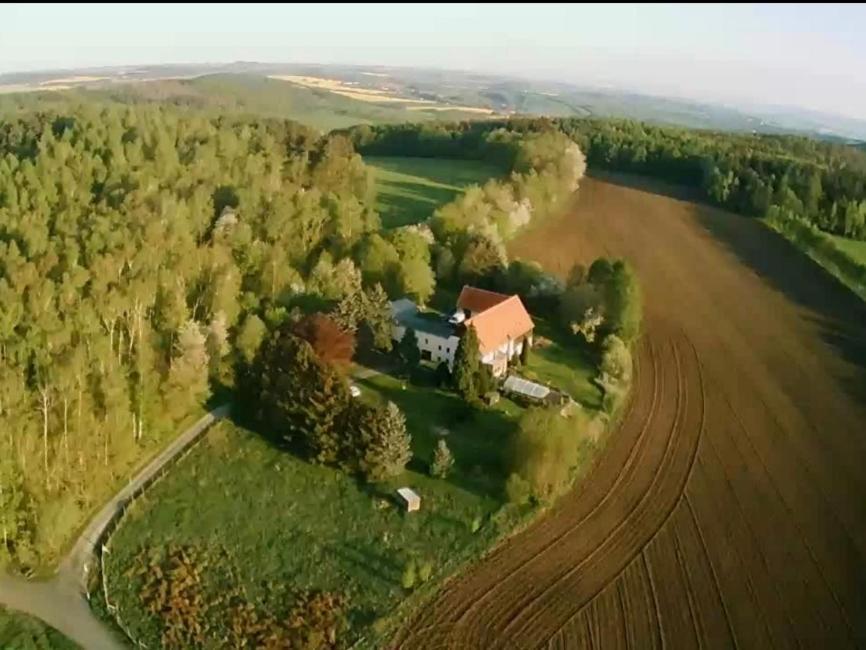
<box><xmin>421</xmin><ymin>349</ymin><xmax>432</xmax><ymax>361</ymax></box>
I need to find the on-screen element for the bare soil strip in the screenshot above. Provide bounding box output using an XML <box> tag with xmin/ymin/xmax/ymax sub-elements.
<box><xmin>393</xmin><ymin>176</ymin><xmax>866</xmax><ymax>649</ymax></box>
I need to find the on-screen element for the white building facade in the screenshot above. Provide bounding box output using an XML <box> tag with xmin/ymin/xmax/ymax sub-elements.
<box><xmin>391</xmin><ymin>299</ymin><xmax>461</xmax><ymax>367</ymax></box>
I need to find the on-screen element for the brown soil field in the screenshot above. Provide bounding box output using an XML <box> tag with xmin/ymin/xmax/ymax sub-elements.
<box><xmin>393</xmin><ymin>175</ymin><xmax>866</xmax><ymax>649</ymax></box>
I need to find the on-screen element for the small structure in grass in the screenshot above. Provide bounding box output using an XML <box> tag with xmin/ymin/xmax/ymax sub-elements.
<box><xmin>502</xmin><ymin>374</ymin><xmax>550</xmax><ymax>404</ymax></box>
<box><xmin>397</xmin><ymin>487</ymin><xmax>421</xmax><ymax>513</ymax></box>
<box><xmin>502</xmin><ymin>374</ymin><xmax>570</xmax><ymax>408</ymax></box>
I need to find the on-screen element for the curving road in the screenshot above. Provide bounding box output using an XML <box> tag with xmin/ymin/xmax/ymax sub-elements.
<box><xmin>395</xmin><ymin>176</ymin><xmax>866</xmax><ymax>649</ymax></box>
<box><xmin>0</xmin><ymin>405</ymin><xmax>229</xmax><ymax>649</ymax></box>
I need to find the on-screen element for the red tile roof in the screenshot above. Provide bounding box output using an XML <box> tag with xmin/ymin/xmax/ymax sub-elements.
<box><xmin>456</xmin><ymin>285</ymin><xmax>510</xmax><ymax>314</ymax></box>
<box><xmin>465</xmin><ymin>294</ymin><xmax>534</xmax><ymax>355</ymax></box>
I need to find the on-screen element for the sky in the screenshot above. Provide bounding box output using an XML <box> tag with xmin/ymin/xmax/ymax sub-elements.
<box><xmin>2</xmin><ymin>3</ymin><xmax>865</xmax><ymax>119</ymax></box>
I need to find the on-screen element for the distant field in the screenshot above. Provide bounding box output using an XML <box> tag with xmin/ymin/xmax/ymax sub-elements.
<box><xmin>268</xmin><ymin>74</ymin><xmax>495</xmax><ymax>114</ymax></box>
<box><xmin>0</xmin><ymin>74</ymin><xmax>500</xmax><ymax>133</ymax></box>
<box><xmin>367</xmin><ymin>156</ymin><xmax>503</xmax><ymax>228</ymax></box>
<box><xmin>0</xmin><ymin>607</ymin><xmax>78</xmax><ymax>649</ymax></box>
<box><xmin>831</xmin><ymin>234</ymin><xmax>866</xmax><ymax>264</ymax></box>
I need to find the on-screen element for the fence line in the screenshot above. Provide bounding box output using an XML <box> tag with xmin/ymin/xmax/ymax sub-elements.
<box><xmin>88</xmin><ymin>406</ymin><xmax>230</xmax><ymax>648</ymax></box>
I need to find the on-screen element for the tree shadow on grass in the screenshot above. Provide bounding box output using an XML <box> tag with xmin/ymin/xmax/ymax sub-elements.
<box><xmin>377</xmin><ymin>180</ymin><xmax>462</xmax><ymax>228</ymax></box>
<box><xmin>226</xmin><ymin>405</ymin><xmax>300</xmax><ymax>457</ymax></box>
<box><xmin>328</xmin><ymin>541</ymin><xmax>404</xmax><ymax>584</ymax></box>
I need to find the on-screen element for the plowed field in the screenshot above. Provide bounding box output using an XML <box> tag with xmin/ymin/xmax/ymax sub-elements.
<box><xmin>393</xmin><ymin>176</ymin><xmax>866</xmax><ymax>649</ymax></box>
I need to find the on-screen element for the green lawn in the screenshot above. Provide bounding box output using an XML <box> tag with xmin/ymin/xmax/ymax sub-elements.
<box><xmin>98</xmin><ymin>377</ymin><xmax>530</xmax><ymax>648</ymax></box>
<box><xmin>97</xmin><ymin>325</ymin><xmax>601</xmax><ymax>647</ymax></box>
<box><xmin>366</xmin><ymin>156</ymin><xmax>503</xmax><ymax>228</ymax></box>
<box><xmin>831</xmin><ymin>234</ymin><xmax>866</xmax><ymax>264</ymax></box>
<box><xmin>0</xmin><ymin>607</ymin><xmax>79</xmax><ymax>650</ymax></box>
<box><xmin>523</xmin><ymin>319</ymin><xmax>604</xmax><ymax>409</ymax></box>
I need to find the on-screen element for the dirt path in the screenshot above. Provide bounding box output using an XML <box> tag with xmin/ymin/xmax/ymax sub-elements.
<box><xmin>0</xmin><ymin>405</ymin><xmax>230</xmax><ymax>650</ymax></box>
<box><xmin>394</xmin><ymin>176</ymin><xmax>866</xmax><ymax>648</ymax></box>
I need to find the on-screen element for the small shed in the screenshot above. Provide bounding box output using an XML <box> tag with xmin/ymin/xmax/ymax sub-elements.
<box><xmin>397</xmin><ymin>487</ymin><xmax>421</xmax><ymax>513</ymax></box>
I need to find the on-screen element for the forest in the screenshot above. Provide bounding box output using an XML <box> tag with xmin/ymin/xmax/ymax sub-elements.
<box><xmin>351</xmin><ymin>118</ymin><xmax>866</xmax><ymax>240</ymax></box>
<box><xmin>0</xmin><ymin>105</ymin><xmax>380</xmax><ymax>569</ymax></box>
<box><xmin>0</xmin><ymin>104</ymin><xmax>586</xmax><ymax>572</ymax></box>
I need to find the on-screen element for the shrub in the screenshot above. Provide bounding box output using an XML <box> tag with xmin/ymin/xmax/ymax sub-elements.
<box><xmin>417</xmin><ymin>560</ymin><xmax>433</xmax><ymax>583</ymax></box>
<box><xmin>505</xmin><ymin>473</ymin><xmax>532</xmax><ymax>505</ymax></box>
<box><xmin>430</xmin><ymin>440</ymin><xmax>455</xmax><ymax>478</ymax></box>
<box><xmin>598</xmin><ymin>335</ymin><xmax>632</xmax><ymax>388</ymax></box>
<box><xmin>401</xmin><ymin>558</ymin><xmax>417</xmax><ymax>590</ymax></box>
<box><xmin>510</xmin><ymin>406</ymin><xmax>590</xmax><ymax>501</ymax></box>
<box><xmin>470</xmin><ymin>515</ymin><xmax>483</xmax><ymax>533</ymax></box>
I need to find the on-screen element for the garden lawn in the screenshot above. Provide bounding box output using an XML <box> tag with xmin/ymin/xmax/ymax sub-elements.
<box><xmin>98</xmin><ymin>378</ymin><xmax>527</xmax><ymax>648</ymax></box>
<box><xmin>522</xmin><ymin>319</ymin><xmax>604</xmax><ymax>409</ymax></box>
<box><xmin>0</xmin><ymin>607</ymin><xmax>79</xmax><ymax>650</ymax></box>
<box><xmin>366</xmin><ymin>156</ymin><xmax>503</xmax><ymax>228</ymax></box>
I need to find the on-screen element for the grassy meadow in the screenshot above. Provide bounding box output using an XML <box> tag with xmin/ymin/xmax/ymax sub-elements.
<box><xmin>366</xmin><ymin>156</ymin><xmax>503</xmax><ymax>228</ymax></box>
<box><xmin>96</xmin><ymin>326</ymin><xmax>601</xmax><ymax>647</ymax></box>
<box><xmin>523</xmin><ymin>319</ymin><xmax>604</xmax><ymax>409</ymax></box>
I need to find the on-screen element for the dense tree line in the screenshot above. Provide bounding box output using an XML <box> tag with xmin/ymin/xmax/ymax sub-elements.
<box><xmin>244</xmin><ymin>322</ymin><xmax>411</xmax><ymax>481</ymax></box>
<box><xmin>0</xmin><ymin>105</ymin><xmax>379</xmax><ymax>568</ymax></box>
<box><xmin>351</xmin><ymin>117</ymin><xmax>866</xmax><ymax>240</ymax></box>
<box><xmin>560</xmin><ymin>258</ymin><xmax>642</xmax><ymax>346</ymax></box>
<box><xmin>348</xmin><ymin>121</ymin><xmax>587</xmax><ymax>293</ymax></box>
<box><xmin>555</xmin><ymin>117</ymin><xmax>866</xmax><ymax>239</ymax></box>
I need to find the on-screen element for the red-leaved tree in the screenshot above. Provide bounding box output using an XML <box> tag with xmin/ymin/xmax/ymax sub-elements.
<box><xmin>293</xmin><ymin>313</ymin><xmax>356</xmax><ymax>370</ymax></box>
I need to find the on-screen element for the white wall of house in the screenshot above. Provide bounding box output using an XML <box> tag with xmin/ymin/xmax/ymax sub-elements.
<box><xmin>480</xmin><ymin>337</ymin><xmax>529</xmax><ymax>377</ymax></box>
<box><xmin>392</xmin><ymin>324</ymin><xmax>460</xmax><ymax>367</ymax></box>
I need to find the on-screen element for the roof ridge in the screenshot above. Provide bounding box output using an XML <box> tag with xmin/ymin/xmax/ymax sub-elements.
<box><xmin>460</xmin><ymin>284</ymin><xmax>510</xmax><ymax>298</ymax></box>
<box><xmin>467</xmin><ymin>294</ymin><xmax>521</xmax><ymax>320</ymax></box>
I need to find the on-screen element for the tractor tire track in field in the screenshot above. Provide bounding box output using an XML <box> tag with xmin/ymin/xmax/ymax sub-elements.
<box><xmin>393</xmin><ymin>175</ymin><xmax>866</xmax><ymax>649</ymax></box>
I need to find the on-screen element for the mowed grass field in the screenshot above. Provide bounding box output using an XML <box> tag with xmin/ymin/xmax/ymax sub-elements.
<box><xmin>0</xmin><ymin>607</ymin><xmax>79</xmax><ymax>650</ymax></box>
<box><xmin>97</xmin><ymin>338</ymin><xmax>601</xmax><ymax>648</ymax></box>
<box><xmin>396</xmin><ymin>176</ymin><xmax>866</xmax><ymax>648</ymax></box>
<box><xmin>366</xmin><ymin>156</ymin><xmax>503</xmax><ymax>228</ymax></box>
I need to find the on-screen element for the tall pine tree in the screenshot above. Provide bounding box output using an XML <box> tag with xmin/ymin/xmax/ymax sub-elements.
<box><xmin>453</xmin><ymin>324</ymin><xmax>481</xmax><ymax>403</ymax></box>
<box><xmin>363</xmin><ymin>283</ymin><xmax>393</xmax><ymax>352</ymax></box>
<box><xmin>254</xmin><ymin>328</ymin><xmax>350</xmax><ymax>463</ymax></box>
<box><xmin>398</xmin><ymin>327</ymin><xmax>421</xmax><ymax>369</ymax></box>
<box><xmin>355</xmin><ymin>401</ymin><xmax>412</xmax><ymax>482</ymax></box>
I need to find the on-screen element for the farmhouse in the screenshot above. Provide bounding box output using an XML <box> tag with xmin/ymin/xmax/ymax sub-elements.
<box><xmin>391</xmin><ymin>298</ymin><xmax>462</xmax><ymax>366</ymax></box>
<box><xmin>391</xmin><ymin>286</ymin><xmax>534</xmax><ymax>377</ymax></box>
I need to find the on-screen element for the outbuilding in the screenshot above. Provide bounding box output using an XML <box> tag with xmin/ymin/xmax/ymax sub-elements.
<box><xmin>397</xmin><ymin>487</ymin><xmax>421</xmax><ymax>513</ymax></box>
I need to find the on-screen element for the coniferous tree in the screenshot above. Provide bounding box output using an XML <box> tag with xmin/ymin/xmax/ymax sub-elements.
<box><xmin>453</xmin><ymin>325</ymin><xmax>481</xmax><ymax>403</ymax></box>
<box><xmin>254</xmin><ymin>329</ymin><xmax>350</xmax><ymax>463</ymax></box>
<box><xmin>430</xmin><ymin>439</ymin><xmax>454</xmax><ymax>478</ymax></box>
<box><xmin>363</xmin><ymin>283</ymin><xmax>394</xmax><ymax>352</ymax></box>
<box><xmin>356</xmin><ymin>401</ymin><xmax>412</xmax><ymax>482</ymax></box>
<box><xmin>397</xmin><ymin>327</ymin><xmax>421</xmax><ymax>369</ymax></box>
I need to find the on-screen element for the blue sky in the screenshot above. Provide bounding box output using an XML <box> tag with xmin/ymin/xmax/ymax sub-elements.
<box><xmin>2</xmin><ymin>3</ymin><xmax>865</xmax><ymax>118</ymax></box>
